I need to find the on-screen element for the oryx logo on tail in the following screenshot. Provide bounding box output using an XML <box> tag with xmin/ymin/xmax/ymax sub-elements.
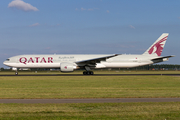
<box><xmin>148</xmin><ymin>36</ymin><xmax>168</xmax><ymax>56</ymax></box>
<box><xmin>143</xmin><ymin>33</ymin><xmax>169</xmax><ymax>56</ymax></box>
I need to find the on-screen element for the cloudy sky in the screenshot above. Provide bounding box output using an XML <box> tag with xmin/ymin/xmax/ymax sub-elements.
<box><xmin>0</xmin><ymin>0</ymin><xmax>180</xmax><ymax>68</ymax></box>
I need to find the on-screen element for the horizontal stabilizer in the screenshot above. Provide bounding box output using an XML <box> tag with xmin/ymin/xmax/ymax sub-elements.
<box><xmin>151</xmin><ymin>55</ymin><xmax>175</xmax><ymax>63</ymax></box>
<box><xmin>151</xmin><ymin>55</ymin><xmax>175</xmax><ymax>61</ymax></box>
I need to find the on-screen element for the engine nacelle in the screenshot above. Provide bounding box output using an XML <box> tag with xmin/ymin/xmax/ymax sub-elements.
<box><xmin>60</xmin><ymin>62</ymin><xmax>76</xmax><ymax>72</ymax></box>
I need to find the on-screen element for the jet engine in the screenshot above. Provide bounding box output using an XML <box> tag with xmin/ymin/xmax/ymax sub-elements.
<box><xmin>60</xmin><ymin>62</ymin><xmax>77</xmax><ymax>72</ymax></box>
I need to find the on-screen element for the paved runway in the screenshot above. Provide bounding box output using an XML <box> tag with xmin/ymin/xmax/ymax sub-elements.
<box><xmin>0</xmin><ymin>74</ymin><xmax>180</xmax><ymax>76</ymax></box>
<box><xmin>0</xmin><ymin>98</ymin><xmax>180</xmax><ymax>103</ymax></box>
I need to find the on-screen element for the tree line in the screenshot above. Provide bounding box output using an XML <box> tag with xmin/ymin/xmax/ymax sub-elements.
<box><xmin>125</xmin><ymin>64</ymin><xmax>180</xmax><ymax>70</ymax></box>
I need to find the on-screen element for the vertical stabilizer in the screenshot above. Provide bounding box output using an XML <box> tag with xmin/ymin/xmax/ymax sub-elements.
<box><xmin>143</xmin><ymin>33</ymin><xmax>169</xmax><ymax>56</ymax></box>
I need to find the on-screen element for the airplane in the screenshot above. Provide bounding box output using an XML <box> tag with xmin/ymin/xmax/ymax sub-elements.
<box><xmin>3</xmin><ymin>33</ymin><xmax>174</xmax><ymax>75</ymax></box>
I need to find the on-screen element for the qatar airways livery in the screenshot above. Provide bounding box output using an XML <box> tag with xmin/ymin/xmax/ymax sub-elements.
<box><xmin>3</xmin><ymin>33</ymin><xmax>174</xmax><ymax>75</ymax></box>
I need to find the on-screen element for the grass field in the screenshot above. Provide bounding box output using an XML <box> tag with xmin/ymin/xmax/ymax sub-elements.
<box><xmin>0</xmin><ymin>71</ymin><xmax>180</xmax><ymax>119</ymax></box>
<box><xmin>0</xmin><ymin>74</ymin><xmax>180</xmax><ymax>98</ymax></box>
<box><xmin>0</xmin><ymin>102</ymin><xmax>180</xmax><ymax>120</ymax></box>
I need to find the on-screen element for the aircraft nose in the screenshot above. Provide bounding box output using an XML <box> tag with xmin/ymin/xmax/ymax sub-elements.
<box><xmin>3</xmin><ymin>61</ymin><xmax>8</xmax><ymax>66</ymax></box>
<box><xmin>3</xmin><ymin>60</ymin><xmax>10</xmax><ymax>66</ymax></box>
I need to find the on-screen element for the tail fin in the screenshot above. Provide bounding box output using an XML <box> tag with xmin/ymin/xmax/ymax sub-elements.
<box><xmin>143</xmin><ymin>33</ymin><xmax>169</xmax><ymax>56</ymax></box>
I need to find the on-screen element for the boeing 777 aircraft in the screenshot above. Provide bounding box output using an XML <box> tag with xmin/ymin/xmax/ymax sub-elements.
<box><xmin>3</xmin><ymin>33</ymin><xmax>174</xmax><ymax>75</ymax></box>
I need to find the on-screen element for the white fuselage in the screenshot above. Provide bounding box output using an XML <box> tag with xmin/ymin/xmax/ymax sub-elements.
<box><xmin>3</xmin><ymin>54</ymin><xmax>160</xmax><ymax>69</ymax></box>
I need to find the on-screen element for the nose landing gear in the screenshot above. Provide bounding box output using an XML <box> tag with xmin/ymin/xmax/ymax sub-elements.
<box><xmin>12</xmin><ymin>67</ymin><xmax>18</xmax><ymax>75</ymax></box>
<box><xmin>15</xmin><ymin>71</ymin><xmax>18</xmax><ymax>75</ymax></box>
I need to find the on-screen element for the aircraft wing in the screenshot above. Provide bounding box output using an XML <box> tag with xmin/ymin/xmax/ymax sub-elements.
<box><xmin>151</xmin><ymin>55</ymin><xmax>175</xmax><ymax>61</ymax></box>
<box><xmin>75</xmin><ymin>54</ymin><xmax>120</xmax><ymax>66</ymax></box>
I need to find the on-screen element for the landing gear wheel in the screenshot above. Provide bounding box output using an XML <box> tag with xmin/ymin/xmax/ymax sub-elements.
<box><xmin>15</xmin><ymin>72</ymin><xmax>18</xmax><ymax>75</ymax></box>
<box><xmin>83</xmin><ymin>71</ymin><xmax>87</xmax><ymax>75</ymax></box>
<box><xmin>83</xmin><ymin>71</ymin><xmax>94</xmax><ymax>75</ymax></box>
<box><xmin>90</xmin><ymin>71</ymin><xmax>94</xmax><ymax>75</ymax></box>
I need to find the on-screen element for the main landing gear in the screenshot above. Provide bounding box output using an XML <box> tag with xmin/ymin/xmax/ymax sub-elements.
<box><xmin>83</xmin><ymin>66</ymin><xmax>94</xmax><ymax>75</ymax></box>
<box><xmin>83</xmin><ymin>71</ymin><xmax>94</xmax><ymax>75</ymax></box>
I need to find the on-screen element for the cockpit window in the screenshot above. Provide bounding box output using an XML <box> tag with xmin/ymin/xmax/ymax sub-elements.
<box><xmin>6</xmin><ymin>59</ymin><xmax>10</xmax><ymax>61</ymax></box>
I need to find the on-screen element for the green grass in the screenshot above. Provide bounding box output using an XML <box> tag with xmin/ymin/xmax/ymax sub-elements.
<box><xmin>0</xmin><ymin>102</ymin><xmax>180</xmax><ymax>120</ymax></box>
<box><xmin>0</xmin><ymin>75</ymin><xmax>180</xmax><ymax>98</ymax></box>
<box><xmin>0</xmin><ymin>72</ymin><xmax>180</xmax><ymax>119</ymax></box>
